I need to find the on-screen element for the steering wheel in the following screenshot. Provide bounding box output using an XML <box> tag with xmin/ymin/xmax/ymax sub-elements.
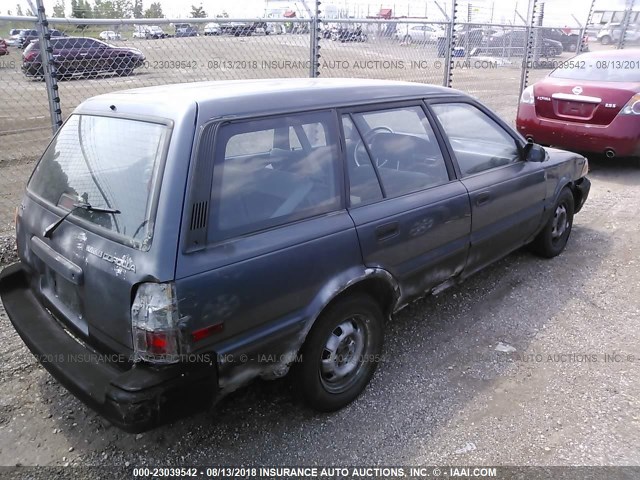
<box><xmin>354</xmin><ymin>126</ymin><xmax>393</xmax><ymax>167</ymax></box>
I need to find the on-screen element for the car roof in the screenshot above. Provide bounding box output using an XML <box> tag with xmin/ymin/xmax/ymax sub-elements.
<box><xmin>77</xmin><ymin>78</ymin><xmax>464</xmax><ymax>119</ymax></box>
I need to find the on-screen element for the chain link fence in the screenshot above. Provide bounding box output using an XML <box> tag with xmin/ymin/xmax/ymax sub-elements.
<box><xmin>0</xmin><ymin>0</ymin><xmax>638</xmax><ymax>241</ymax></box>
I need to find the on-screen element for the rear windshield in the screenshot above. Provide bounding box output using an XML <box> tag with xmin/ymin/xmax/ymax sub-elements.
<box><xmin>550</xmin><ymin>58</ymin><xmax>640</xmax><ymax>82</ymax></box>
<box><xmin>28</xmin><ymin>115</ymin><xmax>169</xmax><ymax>248</ymax></box>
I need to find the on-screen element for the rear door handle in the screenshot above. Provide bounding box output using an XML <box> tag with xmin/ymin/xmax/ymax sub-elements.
<box><xmin>375</xmin><ymin>222</ymin><xmax>400</xmax><ymax>241</ymax></box>
<box><xmin>475</xmin><ymin>192</ymin><xmax>491</xmax><ymax>206</ymax></box>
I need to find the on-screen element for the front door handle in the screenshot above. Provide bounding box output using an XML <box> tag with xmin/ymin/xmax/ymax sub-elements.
<box><xmin>476</xmin><ymin>192</ymin><xmax>491</xmax><ymax>206</ymax></box>
<box><xmin>375</xmin><ymin>222</ymin><xmax>400</xmax><ymax>241</ymax></box>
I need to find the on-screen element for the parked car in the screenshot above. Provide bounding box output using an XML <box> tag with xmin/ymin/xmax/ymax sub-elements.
<box><xmin>99</xmin><ymin>31</ymin><xmax>122</xmax><ymax>41</ymax></box>
<box><xmin>541</xmin><ymin>28</ymin><xmax>586</xmax><ymax>52</ymax></box>
<box><xmin>334</xmin><ymin>25</ymin><xmax>368</xmax><ymax>42</ymax></box>
<box><xmin>220</xmin><ymin>22</ymin><xmax>254</xmax><ymax>36</ymax></box>
<box><xmin>597</xmin><ymin>22</ymin><xmax>640</xmax><ymax>45</ymax></box>
<box><xmin>133</xmin><ymin>25</ymin><xmax>166</xmax><ymax>39</ymax></box>
<box><xmin>20</xmin><ymin>29</ymin><xmax>67</xmax><ymax>49</ymax></box>
<box><xmin>7</xmin><ymin>29</ymin><xmax>28</xmax><ymax>46</ymax></box>
<box><xmin>395</xmin><ymin>23</ymin><xmax>444</xmax><ymax>44</ymax></box>
<box><xmin>22</xmin><ymin>37</ymin><xmax>145</xmax><ymax>79</ymax></box>
<box><xmin>175</xmin><ymin>24</ymin><xmax>198</xmax><ymax>37</ymax></box>
<box><xmin>482</xmin><ymin>29</ymin><xmax>563</xmax><ymax>57</ymax></box>
<box><xmin>0</xmin><ymin>38</ymin><xmax>8</xmax><ymax>56</ymax></box>
<box><xmin>516</xmin><ymin>50</ymin><xmax>640</xmax><ymax>158</ymax></box>
<box><xmin>267</xmin><ymin>22</ymin><xmax>286</xmax><ymax>35</ymax></box>
<box><xmin>436</xmin><ymin>27</ymin><xmax>495</xmax><ymax>56</ymax></box>
<box><xmin>252</xmin><ymin>22</ymin><xmax>277</xmax><ymax>35</ymax></box>
<box><xmin>203</xmin><ymin>23</ymin><xmax>221</xmax><ymax>36</ymax></box>
<box><xmin>0</xmin><ymin>78</ymin><xmax>590</xmax><ymax>432</ymax></box>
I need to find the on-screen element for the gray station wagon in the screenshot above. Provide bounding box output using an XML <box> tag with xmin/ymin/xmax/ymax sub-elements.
<box><xmin>0</xmin><ymin>79</ymin><xmax>591</xmax><ymax>432</ymax></box>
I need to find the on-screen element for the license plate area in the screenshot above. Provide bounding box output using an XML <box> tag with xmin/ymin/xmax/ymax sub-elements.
<box><xmin>555</xmin><ymin>100</ymin><xmax>596</xmax><ymax>119</ymax></box>
<box><xmin>41</xmin><ymin>267</ymin><xmax>88</xmax><ymax>336</ymax></box>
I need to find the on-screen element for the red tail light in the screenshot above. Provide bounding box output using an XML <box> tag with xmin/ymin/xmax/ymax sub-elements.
<box><xmin>24</xmin><ymin>51</ymin><xmax>38</xmax><ymax>62</ymax></box>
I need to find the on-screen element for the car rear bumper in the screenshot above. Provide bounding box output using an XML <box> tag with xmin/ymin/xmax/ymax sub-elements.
<box><xmin>0</xmin><ymin>262</ymin><xmax>217</xmax><ymax>433</ymax></box>
<box><xmin>516</xmin><ymin>105</ymin><xmax>640</xmax><ymax>157</ymax></box>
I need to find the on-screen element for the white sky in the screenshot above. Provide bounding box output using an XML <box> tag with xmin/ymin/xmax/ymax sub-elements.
<box><xmin>4</xmin><ymin>0</ymin><xmax>634</xmax><ymax>26</ymax></box>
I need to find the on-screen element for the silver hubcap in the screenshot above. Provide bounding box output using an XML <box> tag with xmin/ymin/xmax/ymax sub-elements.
<box><xmin>551</xmin><ymin>204</ymin><xmax>568</xmax><ymax>240</ymax></box>
<box><xmin>320</xmin><ymin>316</ymin><xmax>366</xmax><ymax>393</ymax></box>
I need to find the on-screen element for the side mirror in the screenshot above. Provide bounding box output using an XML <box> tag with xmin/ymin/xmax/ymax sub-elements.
<box><xmin>522</xmin><ymin>142</ymin><xmax>547</xmax><ymax>162</ymax></box>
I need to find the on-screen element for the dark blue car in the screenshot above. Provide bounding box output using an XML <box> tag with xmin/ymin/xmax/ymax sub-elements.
<box><xmin>0</xmin><ymin>79</ymin><xmax>590</xmax><ymax>432</ymax></box>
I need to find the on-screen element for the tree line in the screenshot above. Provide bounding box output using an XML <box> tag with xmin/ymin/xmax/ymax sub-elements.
<box><xmin>6</xmin><ymin>1</ymin><xmax>215</xmax><ymax>19</ymax></box>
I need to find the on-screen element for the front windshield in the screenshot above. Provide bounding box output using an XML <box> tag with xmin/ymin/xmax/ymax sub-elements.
<box><xmin>28</xmin><ymin>115</ymin><xmax>169</xmax><ymax>248</ymax></box>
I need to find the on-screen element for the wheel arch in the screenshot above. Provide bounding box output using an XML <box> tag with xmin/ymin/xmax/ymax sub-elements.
<box><xmin>291</xmin><ymin>267</ymin><xmax>400</xmax><ymax>370</ymax></box>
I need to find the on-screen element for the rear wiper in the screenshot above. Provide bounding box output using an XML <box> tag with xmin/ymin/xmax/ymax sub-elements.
<box><xmin>43</xmin><ymin>202</ymin><xmax>121</xmax><ymax>239</ymax></box>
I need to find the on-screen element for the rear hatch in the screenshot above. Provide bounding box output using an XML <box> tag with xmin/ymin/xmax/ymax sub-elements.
<box><xmin>534</xmin><ymin>60</ymin><xmax>640</xmax><ymax>125</ymax></box>
<box><xmin>17</xmin><ymin>114</ymin><xmax>171</xmax><ymax>354</ymax></box>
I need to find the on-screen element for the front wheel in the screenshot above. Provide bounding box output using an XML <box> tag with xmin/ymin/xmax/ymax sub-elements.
<box><xmin>600</xmin><ymin>35</ymin><xmax>612</xmax><ymax>45</ymax></box>
<box><xmin>531</xmin><ymin>187</ymin><xmax>575</xmax><ymax>258</ymax></box>
<box><xmin>294</xmin><ymin>294</ymin><xmax>384</xmax><ymax>411</ymax></box>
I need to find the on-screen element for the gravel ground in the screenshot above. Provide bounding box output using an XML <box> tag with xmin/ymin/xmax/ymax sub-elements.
<box><xmin>1</xmin><ymin>156</ymin><xmax>639</xmax><ymax>470</ymax></box>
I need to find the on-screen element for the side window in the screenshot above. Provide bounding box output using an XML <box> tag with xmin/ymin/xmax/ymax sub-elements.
<box><xmin>210</xmin><ymin>112</ymin><xmax>340</xmax><ymax>241</ymax></box>
<box><xmin>431</xmin><ymin>103</ymin><xmax>520</xmax><ymax>176</ymax></box>
<box><xmin>350</xmin><ymin>106</ymin><xmax>450</xmax><ymax>199</ymax></box>
<box><xmin>342</xmin><ymin>115</ymin><xmax>383</xmax><ymax>206</ymax></box>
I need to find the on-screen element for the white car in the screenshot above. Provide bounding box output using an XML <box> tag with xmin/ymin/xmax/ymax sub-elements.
<box><xmin>99</xmin><ymin>31</ymin><xmax>122</xmax><ymax>41</ymax></box>
<box><xmin>395</xmin><ymin>24</ymin><xmax>444</xmax><ymax>44</ymax></box>
<box><xmin>203</xmin><ymin>23</ymin><xmax>221</xmax><ymax>36</ymax></box>
<box><xmin>133</xmin><ymin>25</ymin><xmax>166</xmax><ymax>39</ymax></box>
<box><xmin>597</xmin><ymin>22</ymin><xmax>640</xmax><ymax>45</ymax></box>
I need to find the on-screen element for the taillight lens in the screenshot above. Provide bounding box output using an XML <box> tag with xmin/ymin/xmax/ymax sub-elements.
<box><xmin>620</xmin><ymin>94</ymin><xmax>640</xmax><ymax>116</ymax></box>
<box><xmin>24</xmin><ymin>51</ymin><xmax>38</xmax><ymax>62</ymax></box>
<box><xmin>131</xmin><ymin>282</ymin><xmax>181</xmax><ymax>364</ymax></box>
<box><xmin>520</xmin><ymin>85</ymin><xmax>535</xmax><ymax>105</ymax></box>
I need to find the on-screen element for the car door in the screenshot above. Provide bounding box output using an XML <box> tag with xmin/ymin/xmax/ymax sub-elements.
<box><xmin>341</xmin><ymin>103</ymin><xmax>471</xmax><ymax>301</ymax></box>
<box><xmin>429</xmin><ymin>101</ymin><xmax>546</xmax><ymax>277</ymax></box>
<box><xmin>175</xmin><ymin>110</ymin><xmax>363</xmax><ymax>371</ymax></box>
<box><xmin>78</xmin><ymin>38</ymin><xmax>108</xmax><ymax>73</ymax></box>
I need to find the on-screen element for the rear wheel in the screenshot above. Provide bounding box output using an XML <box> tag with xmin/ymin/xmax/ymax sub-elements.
<box><xmin>600</xmin><ymin>35</ymin><xmax>612</xmax><ymax>45</ymax></box>
<box><xmin>294</xmin><ymin>294</ymin><xmax>384</xmax><ymax>411</ymax></box>
<box><xmin>531</xmin><ymin>187</ymin><xmax>575</xmax><ymax>258</ymax></box>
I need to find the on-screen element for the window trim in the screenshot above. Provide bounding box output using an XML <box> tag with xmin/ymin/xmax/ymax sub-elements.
<box><xmin>203</xmin><ymin>109</ymin><xmax>345</xmax><ymax>246</ymax></box>
<box><xmin>425</xmin><ymin>98</ymin><xmax>527</xmax><ymax>179</ymax></box>
<box><xmin>338</xmin><ymin>100</ymin><xmax>457</xmax><ymax>207</ymax></box>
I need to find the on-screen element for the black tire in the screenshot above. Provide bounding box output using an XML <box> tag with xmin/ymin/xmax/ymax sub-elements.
<box><xmin>294</xmin><ymin>294</ymin><xmax>384</xmax><ymax>411</ymax></box>
<box><xmin>531</xmin><ymin>187</ymin><xmax>575</xmax><ymax>258</ymax></box>
<box><xmin>600</xmin><ymin>35</ymin><xmax>612</xmax><ymax>45</ymax></box>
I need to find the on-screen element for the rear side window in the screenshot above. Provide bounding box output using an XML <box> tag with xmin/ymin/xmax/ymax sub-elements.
<box><xmin>210</xmin><ymin>111</ymin><xmax>341</xmax><ymax>242</ymax></box>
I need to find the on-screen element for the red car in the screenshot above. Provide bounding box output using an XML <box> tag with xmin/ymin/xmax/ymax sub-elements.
<box><xmin>0</xmin><ymin>38</ymin><xmax>8</xmax><ymax>55</ymax></box>
<box><xmin>516</xmin><ymin>50</ymin><xmax>640</xmax><ymax>159</ymax></box>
